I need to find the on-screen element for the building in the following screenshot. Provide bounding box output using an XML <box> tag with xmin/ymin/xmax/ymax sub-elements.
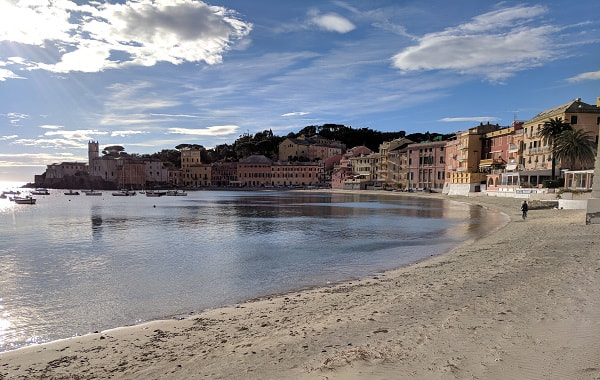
<box><xmin>271</xmin><ymin>161</ymin><xmax>322</xmax><ymax>187</ymax></box>
<box><xmin>211</xmin><ymin>162</ymin><xmax>238</xmax><ymax>187</ymax></box>
<box><xmin>521</xmin><ymin>97</ymin><xmax>600</xmax><ymax>185</ymax></box>
<box><xmin>444</xmin><ymin>123</ymin><xmax>498</xmax><ymax>194</ymax></box>
<box><xmin>348</xmin><ymin>153</ymin><xmax>380</xmax><ymax>187</ymax></box>
<box><xmin>380</xmin><ymin>138</ymin><xmax>413</xmax><ymax>189</ymax></box>
<box><xmin>144</xmin><ymin>159</ymin><xmax>170</xmax><ymax>186</ymax></box>
<box><xmin>180</xmin><ymin>147</ymin><xmax>211</xmax><ymax>187</ymax></box>
<box><xmin>44</xmin><ymin>162</ymin><xmax>88</xmax><ymax>180</ymax></box>
<box><xmin>278</xmin><ymin>135</ymin><xmax>344</xmax><ymax>162</ymax></box>
<box><xmin>407</xmin><ymin>141</ymin><xmax>446</xmax><ymax>191</ymax></box>
<box><xmin>237</xmin><ymin>155</ymin><xmax>272</xmax><ymax>187</ymax></box>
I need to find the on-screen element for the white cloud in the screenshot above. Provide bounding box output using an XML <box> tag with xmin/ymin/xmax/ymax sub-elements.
<box><xmin>43</xmin><ymin>129</ymin><xmax>109</xmax><ymax>141</ymax></box>
<box><xmin>4</xmin><ymin>112</ymin><xmax>29</xmax><ymax>124</ymax></box>
<box><xmin>12</xmin><ymin>138</ymin><xmax>87</xmax><ymax>149</ymax></box>
<box><xmin>0</xmin><ymin>135</ymin><xmax>18</xmax><ymax>141</ymax></box>
<box><xmin>282</xmin><ymin>111</ymin><xmax>310</xmax><ymax>117</ymax></box>
<box><xmin>0</xmin><ymin>0</ymin><xmax>252</xmax><ymax>73</ymax></box>
<box><xmin>567</xmin><ymin>70</ymin><xmax>600</xmax><ymax>82</ymax></box>
<box><xmin>0</xmin><ymin>68</ymin><xmax>25</xmax><ymax>81</ymax></box>
<box><xmin>392</xmin><ymin>5</ymin><xmax>554</xmax><ymax>81</ymax></box>
<box><xmin>167</xmin><ymin>125</ymin><xmax>239</xmax><ymax>136</ymax></box>
<box><xmin>0</xmin><ymin>152</ymin><xmax>82</xmax><ymax>166</ymax></box>
<box><xmin>39</xmin><ymin>125</ymin><xmax>65</xmax><ymax>129</ymax></box>
<box><xmin>310</xmin><ymin>12</ymin><xmax>355</xmax><ymax>33</ymax></box>
<box><xmin>439</xmin><ymin>117</ymin><xmax>500</xmax><ymax>123</ymax></box>
<box><xmin>111</xmin><ymin>130</ymin><xmax>148</xmax><ymax>137</ymax></box>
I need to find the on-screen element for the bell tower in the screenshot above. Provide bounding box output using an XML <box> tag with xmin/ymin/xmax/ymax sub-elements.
<box><xmin>88</xmin><ymin>140</ymin><xmax>99</xmax><ymax>168</ymax></box>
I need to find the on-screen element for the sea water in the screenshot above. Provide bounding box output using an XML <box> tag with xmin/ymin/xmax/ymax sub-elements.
<box><xmin>0</xmin><ymin>188</ymin><xmax>505</xmax><ymax>352</ymax></box>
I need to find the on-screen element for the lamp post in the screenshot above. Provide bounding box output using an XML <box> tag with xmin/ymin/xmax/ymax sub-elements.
<box><xmin>585</xmin><ymin>125</ymin><xmax>600</xmax><ymax>224</ymax></box>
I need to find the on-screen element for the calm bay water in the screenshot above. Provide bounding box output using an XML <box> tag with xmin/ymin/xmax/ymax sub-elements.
<box><xmin>0</xmin><ymin>187</ymin><xmax>505</xmax><ymax>352</ymax></box>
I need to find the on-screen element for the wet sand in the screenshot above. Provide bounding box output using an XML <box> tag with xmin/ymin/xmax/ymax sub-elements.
<box><xmin>1</xmin><ymin>193</ymin><xmax>599</xmax><ymax>379</ymax></box>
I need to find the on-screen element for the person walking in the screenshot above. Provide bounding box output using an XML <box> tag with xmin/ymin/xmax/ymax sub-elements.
<box><xmin>521</xmin><ymin>200</ymin><xmax>528</xmax><ymax>220</ymax></box>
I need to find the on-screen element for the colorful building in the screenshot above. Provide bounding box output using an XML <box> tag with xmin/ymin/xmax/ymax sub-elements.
<box><xmin>521</xmin><ymin>97</ymin><xmax>600</xmax><ymax>185</ymax></box>
<box><xmin>407</xmin><ymin>141</ymin><xmax>446</xmax><ymax>191</ymax></box>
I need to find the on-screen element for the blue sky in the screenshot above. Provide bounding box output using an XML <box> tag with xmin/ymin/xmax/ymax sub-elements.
<box><xmin>1</xmin><ymin>0</ymin><xmax>599</xmax><ymax>182</ymax></box>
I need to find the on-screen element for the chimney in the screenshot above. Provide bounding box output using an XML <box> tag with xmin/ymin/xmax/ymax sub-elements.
<box><xmin>597</xmin><ymin>97</ymin><xmax>600</xmax><ymax>107</ymax></box>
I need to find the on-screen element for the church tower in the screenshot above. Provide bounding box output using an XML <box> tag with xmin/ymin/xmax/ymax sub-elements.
<box><xmin>88</xmin><ymin>141</ymin><xmax>99</xmax><ymax>172</ymax></box>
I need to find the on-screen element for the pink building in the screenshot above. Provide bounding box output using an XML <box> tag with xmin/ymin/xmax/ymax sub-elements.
<box><xmin>407</xmin><ymin>141</ymin><xmax>446</xmax><ymax>191</ymax></box>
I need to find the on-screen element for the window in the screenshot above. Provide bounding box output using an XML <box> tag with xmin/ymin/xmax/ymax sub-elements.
<box><xmin>571</xmin><ymin>115</ymin><xmax>578</xmax><ymax>125</ymax></box>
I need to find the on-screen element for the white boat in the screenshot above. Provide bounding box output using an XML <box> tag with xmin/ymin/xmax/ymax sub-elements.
<box><xmin>31</xmin><ymin>188</ymin><xmax>50</xmax><ymax>195</ymax></box>
<box><xmin>83</xmin><ymin>190</ymin><xmax>102</xmax><ymax>196</ymax></box>
<box><xmin>146</xmin><ymin>190</ymin><xmax>167</xmax><ymax>197</ymax></box>
<box><xmin>166</xmin><ymin>190</ymin><xmax>187</xmax><ymax>196</ymax></box>
<box><xmin>64</xmin><ymin>190</ymin><xmax>80</xmax><ymax>195</ymax></box>
<box><xmin>14</xmin><ymin>196</ymin><xmax>36</xmax><ymax>204</ymax></box>
<box><xmin>112</xmin><ymin>189</ymin><xmax>136</xmax><ymax>196</ymax></box>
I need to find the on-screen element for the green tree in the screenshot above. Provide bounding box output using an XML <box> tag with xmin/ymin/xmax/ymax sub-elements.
<box><xmin>553</xmin><ymin>129</ymin><xmax>597</xmax><ymax>171</ymax></box>
<box><xmin>539</xmin><ymin>117</ymin><xmax>573</xmax><ymax>179</ymax></box>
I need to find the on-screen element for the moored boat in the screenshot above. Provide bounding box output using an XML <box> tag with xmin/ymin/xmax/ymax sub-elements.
<box><xmin>146</xmin><ymin>190</ymin><xmax>167</xmax><ymax>197</ymax></box>
<box><xmin>31</xmin><ymin>188</ymin><xmax>50</xmax><ymax>195</ymax></box>
<box><xmin>83</xmin><ymin>190</ymin><xmax>102</xmax><ymax>196</ymax></box>
<box><xmin>166</xmin><ymin>190</ymin><xmax>187</xmax><ymax>196</ymax></box>
<box><xmin>64</xmin><ymin>190</ymin><xmax>80</xmax><ymax>195</ymax></box>
<box><xmin>112</xmin><ymin>189</ymin><xmax>136</xmax><ymax>196</ymax></box>
<box><xmin>13</xmin><ymin>196</ymin><xmax>36</xmax><ymax>204</ymax></box>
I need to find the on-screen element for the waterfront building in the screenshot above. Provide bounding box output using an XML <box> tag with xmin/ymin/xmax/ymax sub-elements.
<box><xmin>144</xmin><ymin>159</ymin><xmax>170</xmax><ymax>186</ymax></box>
<box><xmin>380</xmin><ymin>138</ymin><xmax>413</xmax><ymax>189</ymax></box>
<box><xmin>482</xmin><ymin>122</ymin><xmax>525</xmax><ymax>192</ymax></box>
<box><xmin>443</xmin><ymin>123</ymin><xmax>497</xmax><ymax>194</ymax></box>
<box><xmin>330</xmin><ymin>146</ymin><xmax>372</xmax><ymax>189</ymax></box>
<box><xmin>180</xmin><ymin>147</ymin><xmax>211</xmax><ymax>187</ymax></box>
<box><xmin>271</xmin><ymin>161</ymin><xmax>322</xmax><ymax>187</ymax></box>
<box><xmin>347</xmin><ymin>153</ymin><xmax>380</xmax><ymax>188</ymax></box>
<box><xmin>278</xmin><ymin>135</ymin><xmax>344</xmax><ymax>162</ymax></box>
<box><xmin>237</xmin><ymin>155</ymin><xmax>272</xmax><ymax>187</ymax></box>
<box><xmin>211</xmin><ymin>162</ymin><xmax>238</xmax><ymax>187</ymax></box>
<box><xmin>407</xmin><ymin>140</ymin><xmax>446</xmax><ymax>191</ymax></box>
<box><xmin>44</xmin><ymin>162</ymin><xmax>88</xmax><ymax>180</ymax></box>
<box><xmin>521</xmin><ymin>97</ymin><xmax>600</xmax><ymax>186</ymax></box>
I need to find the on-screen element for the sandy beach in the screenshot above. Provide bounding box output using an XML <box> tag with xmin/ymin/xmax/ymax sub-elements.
<box><xmin>1</xmin><ymin>193</ymin><xmax>599</xmax><ymax>379</ymax></box>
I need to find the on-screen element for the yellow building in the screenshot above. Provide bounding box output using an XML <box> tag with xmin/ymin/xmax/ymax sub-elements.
<box><xmin>180</xmin><ymin>147</ymin><xmax>211</xmax><ymax>187</ymax></box>
<box><xmin>521</xmin><ymin>97</ymin><xmax>600</xmax><ymax>184</ymax></box>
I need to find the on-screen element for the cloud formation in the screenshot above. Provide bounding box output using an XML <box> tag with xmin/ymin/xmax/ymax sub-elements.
<box><xmin>567</xmin><ymin>70</ymin><xmax>600</xmax><ymax>82</ymax></box>
<box><xmin>167</xmin><ymin>125</ymin><xmax>239</xmax><ymax>136</ymax></box>
<box><xmin>111</xmin><ymin>130</ymin><xmax>148</xmax><ymax>137</ymax></box>
<box><xmin>309</xmin><ymin>11</ymin><xmax>355</xmax><ymax>33</ymax></box>
<box><xmin>439</xmin><ymin>117</ymin><xmax>500</xmax><ymax>123</ymax></box>
<box><xmin>0</xmin><ymin>0</ymin><xmax>252</xmax><ymax>74</ymax></box>
<box><xmin>282</xmin><ymin>111</ymin><xmax>310</xmax><ymax>117</ymax></box>
<box><xmin>392</xmin><ymin>5</ymin><xmax>554</xmax><ymax>81</ymax></box>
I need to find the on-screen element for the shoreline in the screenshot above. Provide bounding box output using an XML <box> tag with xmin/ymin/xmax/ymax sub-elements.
<box><xmin>2</xmin><ymin>193</ymin><xmax>599</xmax><ymax>379</ymax></box>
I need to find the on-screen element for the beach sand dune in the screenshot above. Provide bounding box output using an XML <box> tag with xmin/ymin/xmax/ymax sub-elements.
<box><xmin>1</xmin><ymin>195</ymin><xmax>599</xmax><ymax>379</ymax></box>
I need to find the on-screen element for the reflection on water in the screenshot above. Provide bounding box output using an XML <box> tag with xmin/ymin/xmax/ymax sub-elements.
<box><xmin>0</xmin><ymin>191</ymin><xmax>505</xmax><ymax>352</ymax></box>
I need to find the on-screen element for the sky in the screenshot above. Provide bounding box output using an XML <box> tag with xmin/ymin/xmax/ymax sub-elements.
<box><xmin>1</xmin><ymin>0</ymin><xmax>599</xmax><ymax>182</ymax></box>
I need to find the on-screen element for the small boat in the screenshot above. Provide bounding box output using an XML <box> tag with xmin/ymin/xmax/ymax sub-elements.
<box><xmin>2</xmin><ymin>190</ymin><xmax>21</xmax><ymax>195</ymax></box>
<box><xmin>14</xmin><ymin>196</ymin><xmax>36</xmax><ymax>204</ymax></box>
<box><xmin>83</xmin><ymin>190</ymin><xmax>102</xmax><ymax>196</ymax></box>
<box><xmin>64</xmin><ymin>190</ymin><xmax>80</xmax><ymax>195</ymax></box>
<box><xmin>112</xmin><ymin>189</ymin><xmax>136</xmax><ymax>196</ymax></box>
<box><xmin>146</xmin><ymin>190</ymin><xmax>167</xmax><ymax>197</ymax></box>
<box><xmin>166</xmin><ymin>190</ymin><xmax>187</xmax><ymax>196</ymax></box>
<box><xmin>31</xmin><ymin>188</ymin><xmax>50</xmax><ymax>195</ymax></box>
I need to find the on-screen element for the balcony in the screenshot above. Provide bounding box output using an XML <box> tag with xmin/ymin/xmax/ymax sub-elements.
<box><xmin>479</xmin><ymin>158</ymin><xmax>504</xmax><ymax>166</ymax></box>
<box><xmin>508</xmin><ymin>144</ymin><xmax>519</xmax><ymax>153</ymax></box>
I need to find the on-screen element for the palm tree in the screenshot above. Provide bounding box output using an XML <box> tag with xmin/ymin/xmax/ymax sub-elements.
<box><xmin>553</xmin><ymin>129</ymin><xmax>597</xmax><ymax>171</ymax></box>
<box><xmin>539</xmin><ymin>117</ymin><xmax>573</xmax><ymax>179</ymax></box>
